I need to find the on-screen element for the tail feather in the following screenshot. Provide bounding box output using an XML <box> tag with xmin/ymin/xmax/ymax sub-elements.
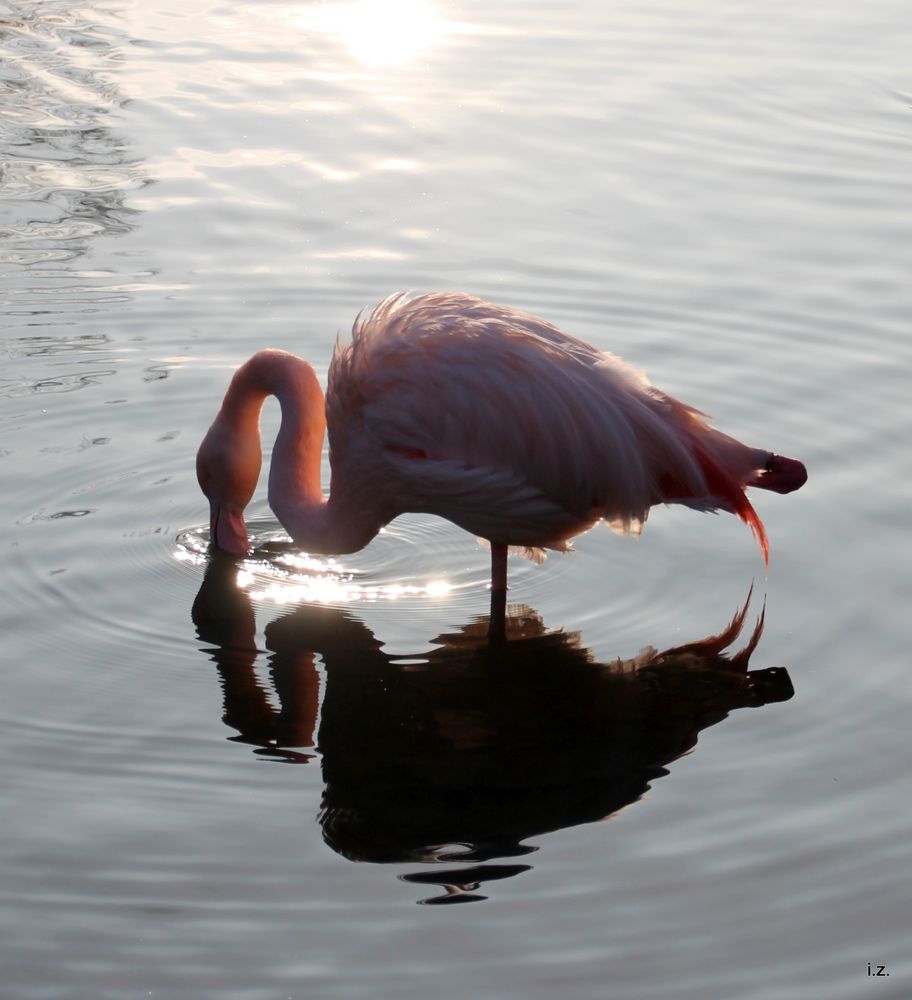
<box><xmin>658</xmin><ymin>583</ymin><xmax>754</xmax><ymax>660</ymax></box>
<box><xmin>693</xmin><ymin>444</ymin><xmax>769</xmax><ymax>566</ymax></box>
<box><xmin>658</xmin><ymin>451</ymin><xmax>770</xmax><ymax>563</ymax></box>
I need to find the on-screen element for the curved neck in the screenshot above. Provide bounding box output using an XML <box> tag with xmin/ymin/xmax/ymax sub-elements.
<box><xmin>224</xmin><ymin>350</ymin><xmax>377</xmax><ymax>554</ymax></box>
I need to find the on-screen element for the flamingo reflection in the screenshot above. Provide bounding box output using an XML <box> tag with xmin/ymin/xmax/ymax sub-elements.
<box><xmin>192</xmin><ymin>556</ymin><xmax>793</xmax><ymax>903</ymax></box>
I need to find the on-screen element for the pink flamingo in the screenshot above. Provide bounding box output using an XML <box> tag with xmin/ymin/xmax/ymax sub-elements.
<box><xmin>196</xmin><ymin>292</ymin><xmax>806</xmax><ymax>600</ymax></box>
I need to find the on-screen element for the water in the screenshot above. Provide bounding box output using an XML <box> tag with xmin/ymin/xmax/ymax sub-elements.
<box><xmin>2</xmin><ymin>0</ymin><xmax>910</xmax><ymax>996</ymax></box>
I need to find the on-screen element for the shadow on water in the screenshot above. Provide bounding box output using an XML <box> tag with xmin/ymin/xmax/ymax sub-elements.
<box><xmin>192</xmin><ymin>556</ymin><xmax>794</xmax><ymax>904</ymax></box>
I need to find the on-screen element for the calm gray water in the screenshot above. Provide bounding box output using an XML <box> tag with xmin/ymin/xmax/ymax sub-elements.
<box><xmin>2</xmin><ymin>1</ymin><xmax>910</xmax><ymax>997</ymax></box>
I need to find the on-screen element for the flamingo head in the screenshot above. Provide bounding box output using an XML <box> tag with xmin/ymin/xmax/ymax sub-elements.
<box><xmin>196</xmin><ymin>415</ymin><xmax>262</xmax><ymax>556</ymax></box>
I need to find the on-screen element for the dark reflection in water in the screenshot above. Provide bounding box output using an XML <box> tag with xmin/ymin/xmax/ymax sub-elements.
<box><xmin>193</xmin><ymin>557</ymin><xmax>793</xmax><ymax>904</ymax></box>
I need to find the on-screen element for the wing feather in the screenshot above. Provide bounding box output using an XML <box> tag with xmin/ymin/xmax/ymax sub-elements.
<box><xmin>326</xmin><ymin>292</ymin><xmax>767</xmax><ymax>549</ymax></box>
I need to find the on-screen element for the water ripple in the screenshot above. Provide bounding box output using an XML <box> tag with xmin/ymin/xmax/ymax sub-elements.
<box><xmin>0</xmin><ymin>1</ymin><xmax>144</xmax><ymax>264</ymax></box>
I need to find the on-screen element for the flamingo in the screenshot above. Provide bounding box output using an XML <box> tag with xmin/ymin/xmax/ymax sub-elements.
<box><xmin>196</xmin><ymin>292</ymin><xmax>806</xmax><ymax>607</ymax></box>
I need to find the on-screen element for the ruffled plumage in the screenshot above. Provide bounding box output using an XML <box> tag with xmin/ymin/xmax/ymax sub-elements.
<box><xmin>325</xmin><ymin>291</ymin><xmax>778</xmax><ymax>560</ymax></box>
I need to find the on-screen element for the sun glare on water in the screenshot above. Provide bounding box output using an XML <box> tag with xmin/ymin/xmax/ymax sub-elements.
<box><xmin>176</xmin><ymin>532</ymin><xmax>452</xmax><ymax>607</ymax></box>
<box><xmin>293</xmin><ymin>0</ymin><xmax>449</xmax><ymax>67</ymax></box>
<box><xmin>235</xmin><ymin>555</ymin><xmax>452</xmax><ymax>606</ymax></box>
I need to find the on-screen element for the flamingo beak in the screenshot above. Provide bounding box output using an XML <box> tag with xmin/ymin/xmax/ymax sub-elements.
<box><xmin>209</xmin><ymin>502</ymin><xmax>251</xmax><ymax>556</ymax></box>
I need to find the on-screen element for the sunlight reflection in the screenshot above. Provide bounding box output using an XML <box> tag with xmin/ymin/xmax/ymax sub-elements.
<box><xmin>175</xmin><ymin>531</ymin><xmax>452</xmax><ymax>605</ymax></box>
<box><xmin>292</xmin><ymin>0</ymin><xmax>449</xmax><ymax>67</ymax></box>
<box><xmin>239</xmin><ymin>570</ymin><xmax>453</xmax><ymax>606</ymax></box>
<box><xmin>239</xmin><ymin>549</ymin><xmax>451</xmax><ymax>605</ymax></box>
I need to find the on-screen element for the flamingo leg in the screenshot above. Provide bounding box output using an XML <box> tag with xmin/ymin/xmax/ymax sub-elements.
<box><xmin>487</xmin><ymin>542</ymin><xmax>508</xmax><ymax>641</ymax></box>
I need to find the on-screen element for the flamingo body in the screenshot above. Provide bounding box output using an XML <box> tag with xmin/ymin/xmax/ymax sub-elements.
<box><xmin>196</xmin><ymin>292</ymin><xmax>806</xmax><ymax>579</ymax></box>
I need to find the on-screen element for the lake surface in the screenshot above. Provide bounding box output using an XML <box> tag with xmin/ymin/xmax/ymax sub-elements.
<box><xmin>2</xmin><ymin>1</ymin><xmax>910</xmax><ymax>997</ymax></box>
